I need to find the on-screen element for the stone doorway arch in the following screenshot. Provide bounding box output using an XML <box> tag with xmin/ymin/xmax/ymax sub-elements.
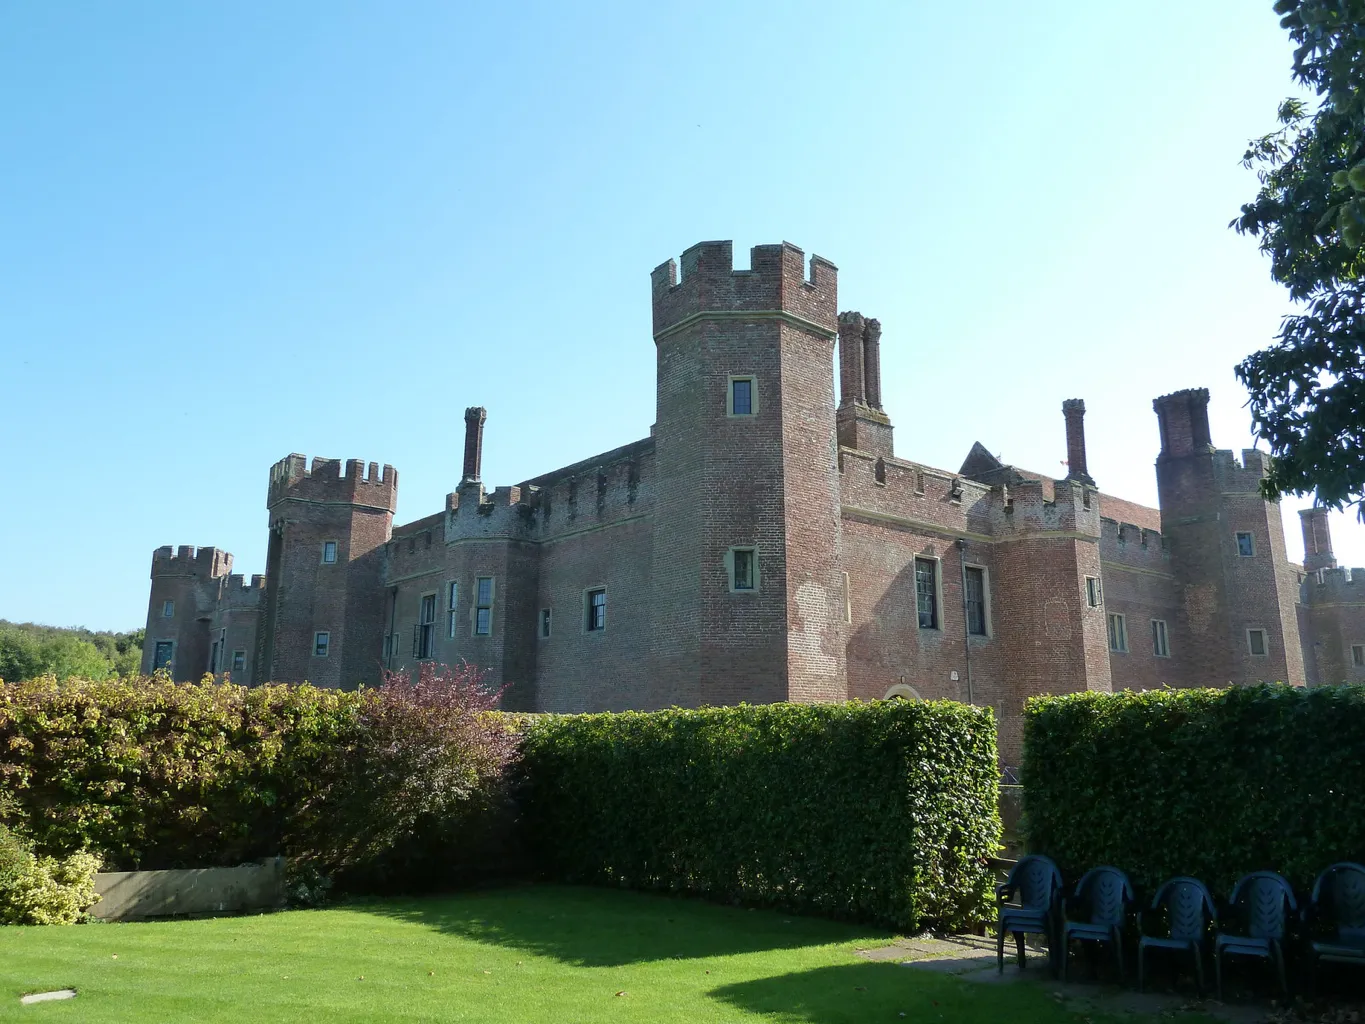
<box><xmin>883</xmin><ymin>683</ymin><xmax>923</xmax><ymax>700</ymax></box>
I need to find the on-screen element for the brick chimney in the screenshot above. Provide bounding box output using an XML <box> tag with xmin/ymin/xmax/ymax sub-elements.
<box><xmin>1299</xmin><ymin>506</ymin><xmax>1337</xmax><ymax>572</ymax></box>
<box><xmin>462</xmin><ymin>406</ymin><xmax>487</xmax><ymax>483</ymax></box>
<box><xmin>1153</xmin><ymin>388</ymin><xmax>1213</xmax><ymax>459</ymax></box>
<box><xmin>1062</xmin><ymin>399</ymin><xmax>1094</xmax><ymax>485</ymax></box>
<box><xmin>837</xmin><ymin>312</ymin><xmax>866</xmax><ymax>408</ymax></box>
<box><xmin>862</xmin><ymin>318</ymin><xmax>883</xmax><ymax>410</ymax></box>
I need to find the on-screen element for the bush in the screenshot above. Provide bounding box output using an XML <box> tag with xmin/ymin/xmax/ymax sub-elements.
<box><xmin>1022</xmin><ymin>684</ymin><xmax>1365</xmax><ymax>895</ymax></box>
<box><xmin>0</xmin><ymin>667</ymin><xmax>515</xmax><ymax>885</ymax></box>
<box><xmin>0</xmin><ymin>825</ymin><xmax>101</xmax><ymax>925</ymax></box>
<box><xmin>519</xmin><ymin>700</ymin><xmax>1001</xmax><ymax>932</ymax></box>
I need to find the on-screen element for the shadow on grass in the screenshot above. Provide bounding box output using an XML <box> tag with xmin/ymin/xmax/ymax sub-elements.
<box><xmin>353</xmin><ymin>884</ymin><xmax>895</xmax><ymax>967</ymax></box>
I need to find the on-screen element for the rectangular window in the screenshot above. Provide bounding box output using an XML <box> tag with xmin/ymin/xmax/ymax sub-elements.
<box><xmin>475</xmin><ymin>577</ymin><xmax>494</xmax><ymax>635</ymax></box>
<box><xmin>446</xmin><ymin>582</ymin><xmax>459</xmax><ymax>639</ymax></box>
<box><xmin>1107</xmin><ymin>613</ymin><xmax>1128</xmax><ymax>653</ymax></box>
<box><xmin>728</xmin><ymin>376</ymin><xmax>756</xmax><ymax>417</ymax></box>
<box><xmin>417</xmin><ymin>593</ymin><xmax>436</xmax><ymax>658</ymax></box>
<box><xmin>586</xmin><ymin>588</ymin><xmax>607</xmax><ymax>632</ymax></box>
<box><xmin>153</xmin><ymin>640</ymin><xmax>174</xmax><ymax>671</ymax></box>
<box><xmin>162</xmin><ymin>599</ymin><xmax>175</xmax><ymax>618</ymax></box>
<box><xmin>314</xmin><ymin>631</ymin><xmax>330</xmax><ymax>658</ymax></box>
<box><xmin>1248</xmin><ymin>628</ymin><xmax>1268</xmax><ymax>657</ymax></box>
<box><xmin>914</xmin><ymin>557</ymin><xmax>938</xmax><ymax>629</ymax></box>
<box><xmin>1236</xmin><ymin>532</ymin><xmax>1255</xmax><ymax>557</ymax></box>
<box><xmin>842</xmin><ymin>571</ymin><xmax>852</xmax><ymax>624</ymax></box>
<box><xmin>540</xmin><ymin>608</ymin><xmax>552</xmax><ymax>639</ymax></box>
<box><xmin>1152</xmin><ymin>619</ymin><xmax>1170</xmax><ymax>658</ymax></box>
<box><xmin>1085</xmin><ymin>576</ymin><xmax>1102</xmax><ymax>608</ymax></box>
<box><xmin>731</xmin><ymin>547</ymin><xmax>756</xmax><ymax>591</ymax></box>
<box><xmin>231</xmin><ymin>650</ymin><xmax>245</xmax><ymax>673</ymax></box>
<box><xmin>1352</xmin><ymin>644</ymin><xmax>1365</xmax><ymax>667</ymax></box>
<box><xmin>322</xmin><ymin>540</ymin><xmax>338</xmax><ymax>564</ymax></box>
<box><xmin>209</xmin><ymin>641</ymin><xmax>219</xmax><ymax>674</ymax></box>
<box><xmin>965</xmin><ymin>566</ymin><xmax>987</xmax><ymax>636</ymax></box>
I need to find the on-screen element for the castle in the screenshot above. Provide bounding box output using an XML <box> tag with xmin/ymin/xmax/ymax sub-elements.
<box><xmin>141</xmin><ymin>240</ymin><xmax>1365</xmax><ymax>760</ymax></box>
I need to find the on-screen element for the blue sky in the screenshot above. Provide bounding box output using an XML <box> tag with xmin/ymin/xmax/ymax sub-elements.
<box><xmin>2</xmin><ymin>1</ymin><xmax>1359</xmax><ymax>631</ymax></box>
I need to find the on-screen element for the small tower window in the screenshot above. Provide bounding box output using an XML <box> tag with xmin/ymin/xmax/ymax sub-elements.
<box><xmin>1236</xmin><ymin>532</ymin><xmax>1255</xmax><ymax>557</ymax></box>
<box><xmin>729</xmin><ymin>547</ymin><xmax>758</xmax><ymax>592</ymax></box>
<box><xmin>914</xmin><ymin>557</ymin><xmax>939</xmax><ymax>629</ymax></box>
<box><xmin>1247</xmin><ymin>628</ymin><xmax>1268</xmax><ymax>657</ymax></box>
<box><xmin>1152</xmin><ymin>619</ymin><xmax>1170</xmax><ymax>658</ymax></box>
<box><xmin>474</xmin><ymin>577</ymin><xmax>494</xmax><ymax>635</ymax></box>
<box><xmin>540</xmin><ymin>608</ymin><xmax>552</xmax><ymax>638</ymax></box>
<box><xmin>152</xmin><ymin>640</ymin><xmax>174</xmax><ymax>671</ymax></box>
<box><xmin>162</xmin><ymin>600</ymin><xmax>174</xmax><ymax>618</ymax></box>
<box><xmin>314</xmin><ymin>631</ymin><xmax>330</xmax><ymax>658</ymax></box>
<box><xmin>1107</xmin><ymin>614</ymin><xmax>1128</xmax><ymax>653</ymax></box>
<box><xmin>728</xmin><ymin>376</ymin><xmax>756</xmax><ymax>417</ymax></box>
<box><xmin>322</xmin><ymin>541</ymin><xmax>338</xmax><ymax>564</ymax></box>
<box><xmin>417</xmin><ymin>594</ymin><xmax>436</xmax><ymax>657</ymax></box>
<box><xmin>1353</xmin><ymin>644</ymin><xmax>1364</xmax><ymax>667</ymax></box>
<box><xmin>231</xmin><ymin>650</ymin><xmax>246</xmax><ymax>673</ymax></box>
<box><xmin>586</xmin><ymin>588</ymin><xmax>607</xmax><ymax>632</ymax></box>
<box><xmin>965</xmin><ymin>566</ymin><xmax>988</xmax><ymax>636</ymax></box>
<box><xmin>1085</xmin><ymin>577</ymin><xmax>1102</xmax><ymax>608</ymax></box>
<box><xmin>447</xmin><ymin>582</ymin><xmax>459</xmax><ymax>639</ymax></box>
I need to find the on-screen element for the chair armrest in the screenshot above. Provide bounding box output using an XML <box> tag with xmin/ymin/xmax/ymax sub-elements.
<box><xmin>995</xmin><ymin>882</ymin><xmax>1013</xmax><ymax>903</ymax></box>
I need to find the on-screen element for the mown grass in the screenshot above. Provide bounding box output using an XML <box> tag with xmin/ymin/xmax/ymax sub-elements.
<box><xmin>0</xmin><ymin>885</ymin><xmax>1210</xmax><ymax>1023</ymax></box>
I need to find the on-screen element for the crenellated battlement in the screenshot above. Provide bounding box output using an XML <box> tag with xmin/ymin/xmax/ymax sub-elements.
<box><xmin>989</xmin><ymin>478</ymin><xmax>1100</xmax><ymax>538</ymax></box>
<box><xmin>151</xmin><ymin>545</ymin><xmax>233</xmax><ymax>578</ymax></box>
<box><xmin>651</xmin><ymin>240</ymin><xmax>838</xmax><ymax>340</ymax></box>
<box><xmin>267</xmin><ymin>453</ymin><xmax>398</xmax><ymax>511</ymax></box>
<box><xmin>1304</xmin><ymin>565</ymin><xmax>1363</xmax><ymax>602</ymax></box>
<box><xmin>1099</xmin><ymin>516</ymin><xmax>1168</xmax><ymax>571</ymax></box>
<box><xmin>1212</xmin><ymin>448</ymin><xmax>1272</xmax><ymax>495</ymax></box>
<box><xmin>218</xmin><ymin>573</ymin><xmax>266</xmax><ymax>608</ymax></box>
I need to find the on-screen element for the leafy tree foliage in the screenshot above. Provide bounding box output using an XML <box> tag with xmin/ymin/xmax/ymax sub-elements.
<box><xmin>0</xmin><ymin>621</ymin><xmax>143</xmax><ymax>682</ymax></box>
<box><xmin>1233</xmin><ymin>0</ymin><xmax>1365</xmax><ymax>514</ymax></box>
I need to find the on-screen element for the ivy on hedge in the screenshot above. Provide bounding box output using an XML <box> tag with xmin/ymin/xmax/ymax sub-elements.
<box><xmin>1022</xmin><ymin>684</ymin><xmax>1365</xmax><ymax>895</ymax></box>
<box><xmin>519</xmin><ymin>700</ymin><xmax>1001</xmax><ymax>932</ymax></box>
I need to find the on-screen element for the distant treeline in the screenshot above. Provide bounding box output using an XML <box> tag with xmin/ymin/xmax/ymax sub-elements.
<box><xmin>0</xmin><ymin>621</ymin><xmax>144</xmax><ymax>683</ymax></box>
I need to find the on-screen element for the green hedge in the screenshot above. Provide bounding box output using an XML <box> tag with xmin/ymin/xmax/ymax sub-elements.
<box><xmin>519</xmin><ymin>700</ymin><xmax>1001</xmax><ymax>932</ymax></box>
<box><xmin>0</xmin><ymin>671</ymin><xmax>516</xmax><ymax>884</ymax></box>
<box><xmin>1023</xmin><ymin>685</ymin><xmax>1365</xmax><ymax>895</ymax></box>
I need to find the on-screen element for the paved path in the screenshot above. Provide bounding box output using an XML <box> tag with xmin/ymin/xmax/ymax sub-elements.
<box><xmin>857</xmin><ymin>934</ymin><xmax>1271</xmax><ymax>1023</ymax></box>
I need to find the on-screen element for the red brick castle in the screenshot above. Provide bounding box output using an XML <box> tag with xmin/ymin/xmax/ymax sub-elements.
<box><xmin>141</xmin><ymin>240</ymin><xmax>1365</xmax><ymax>759</ymax></box>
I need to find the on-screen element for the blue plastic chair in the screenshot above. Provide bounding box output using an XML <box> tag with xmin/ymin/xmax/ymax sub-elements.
<box><xmin>1138</xmin><ymin>876</ymin><xmax>1217</xmax><ymax>995</ymax></box>
<box><xmin>995</xmin><ymin>854</ymin><xmax>1063</xmax><ymax>974</ymax></box>
<box><xmin>1059</xmin><ymin>866</ymin><xmax>1134</xmax><ymax>982</ymax></box>
<box><xmin>1214</xmin><ymin>870</ymin><xmax>1297</xmax><ymax>1000</ymax></box>
<box><xmin>1304</xmin><ymin>862</ymin><xmax>1365</xmax><ymax>993</ymax></box>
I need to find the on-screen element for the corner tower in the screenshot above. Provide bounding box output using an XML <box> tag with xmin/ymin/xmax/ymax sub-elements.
<box><xmin>649</xmin><ymin>240</ymin><xmax>847</xmax><ymax>706</ymax></box>
<box><xmin>1153</xmin><ymin>389</ymin><xmax>1304</xmax><ymax>686</ymax></box>
<box><xmin>260</xmin><ymin>455</ymin><xmax>397</xmax><ymax>688</ymax></box>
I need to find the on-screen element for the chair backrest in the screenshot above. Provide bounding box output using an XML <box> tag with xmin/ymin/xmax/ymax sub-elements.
<box><xmin>1229</xmin><ymin>871</ymin><xmax>1297</xmax><ymax>940</ymax></box>
<box><xmin>1075</xmin><ymin>866</ymin><xmax>1134</xmax><ymax>927</ymax></box>
<box><xmin>1152</xmin><ymin>876</ymin><xmax>1215</xmax><ymax>942</ymax></box>
<box><xmin>1008</xmin><ymin>855</ymin><xmax>1062</xmax><ymax>911</ymax></box>
<box><xmin>1311</xmin><ymin>862</ymin><xmax>1365</xmax><ymax>942</ymax></box>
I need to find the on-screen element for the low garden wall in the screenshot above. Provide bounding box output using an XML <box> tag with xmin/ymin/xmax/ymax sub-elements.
<box><xmin>92</xmin><ymin>858</ymin><xmax>286</xmax><ymax>920</ymax></box>
<box><xmin>1022</xmin><ymin>683</ymin><xmax>1365</xmax><ymax>894</ymax></box>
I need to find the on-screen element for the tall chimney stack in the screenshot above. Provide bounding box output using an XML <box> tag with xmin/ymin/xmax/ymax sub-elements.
<box><xmin>1062</xmin><ymin>399</ymin><xmax>1094</xmax><ymax>485</ymax></box>
<box><xmin>837</xmin><ymin>312</ymin><xmax>866</xmax><ymax>408</ymax></box>
<box><xmin>862</xmin><ymin>318</ymin><xmax>883</xmax><ymax>410</ymax></box>
<box><xmin>1299</xmin><ymin>506</ymin><xmax>1337</xmax><ymax>572</ymax></box>
<box><xmin>462</xmin><ymin>406</ymin><xmax>487</xmax><ymax>483</ymax></box>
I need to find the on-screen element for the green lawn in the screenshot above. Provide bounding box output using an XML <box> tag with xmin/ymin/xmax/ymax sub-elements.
<box><xmin>0</xmin><ymin>885</ymin><xmax>1205</xmax><ymax>1023</ymax></box>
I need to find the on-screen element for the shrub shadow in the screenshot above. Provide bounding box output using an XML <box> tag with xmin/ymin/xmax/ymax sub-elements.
<box><xmin>353</xmin><ymin>884</ymin><xmax>893</xmax><ymax>967</ymax></box>
<box><xmin>709</xmin><ymin>961</ymin><xmax>959</xmax><ymax>1023</ymax></box>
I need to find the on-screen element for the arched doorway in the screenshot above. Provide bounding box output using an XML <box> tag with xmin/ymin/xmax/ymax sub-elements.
<box><xmin>882</xmin><ymin>683</ymin><xmax>923</xmax><ymax>701</ymax></box>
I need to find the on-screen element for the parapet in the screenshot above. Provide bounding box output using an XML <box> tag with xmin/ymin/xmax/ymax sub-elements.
<box><xmin>151</xmin><ymin>545</ymin><xmax>233</xmax><ymax>579</ymax></box>
<box><xmin>267</xmin><ymin>454</ymin><xmax>398</xmax><ymax>512</ymax></box>
<box><xmin>651</xmin><ymin>240</ymin><xmax>838</xmax><ymax>340</ymax></box>
<box><xmin>1212</xmin><ymin>448</ymin><xmax>1272</xmax><ymax>495</ymax></box>
<box><xmin>1305</xmin><ymin>565</ymin><xmax>1363</xmax><ymax>603</ymax></box>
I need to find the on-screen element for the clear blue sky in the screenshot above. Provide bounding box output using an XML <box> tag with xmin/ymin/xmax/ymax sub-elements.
<box><xmin>2</xmin><ymin>2</ymin><xmax>1359</xmax><ymax>632</ymax></box>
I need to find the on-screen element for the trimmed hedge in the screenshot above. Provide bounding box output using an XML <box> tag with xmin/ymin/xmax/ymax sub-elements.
<box><xmin>1023</xmin><ymin>685</ymin><xmax>1365</xmax><ymax>895</ymax></box>
<box><xmin>519</xmin><ymin>700</ymin><xmax>1001</xmax><ymax>932</ymax></box>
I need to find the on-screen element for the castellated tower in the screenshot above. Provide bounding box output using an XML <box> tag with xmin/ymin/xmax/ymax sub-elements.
<box><xmin>261</xmin><ymin>455</ymin><xmax>397</xmax><ymax>688</ymax></box>
<box><xmin>1153</xmin><ymin>389</ymin><xmax>1304</xmax><ymax>686</ymax></box>
<box><xmin>649</xmin><ymin>240</ymin><xmax>848</xmax><ymax>706</ymax></box>
<box><xmin>141</xmin><ymin>546</ymin><xmax>233</xmax><ymax>680</ymax></box>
